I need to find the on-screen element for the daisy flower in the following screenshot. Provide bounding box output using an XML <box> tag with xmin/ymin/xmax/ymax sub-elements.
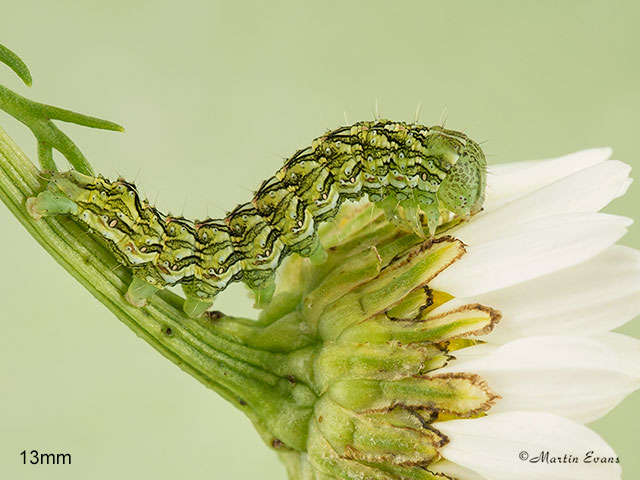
<box><xmin>269</xmin><ymin>147</ymin><xmax>640</xmax><ymax>480</ymax></box>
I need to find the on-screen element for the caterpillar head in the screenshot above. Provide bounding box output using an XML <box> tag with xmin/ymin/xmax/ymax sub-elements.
<box><xmin>437</xmin><ymin>139</ymin><xmax>487</xmax><ymax>217</ymax></box>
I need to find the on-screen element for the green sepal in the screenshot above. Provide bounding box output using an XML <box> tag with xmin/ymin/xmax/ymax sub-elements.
<box><xmin>318</xmin><ymin>237</ymin><xmax>465</xmax><ymax>341</ymax></box>
<box><xmin>313</xmin><ymin>396</ymin><xmax>443</xmax><ymax>466</ymax></box>
<box><xmin>339</xmin><ymin>303</ymin><xmax>501</xmax><ymax>345</ymax></box>
<box><xmin>327</xmin><ymin>374</ymin><xmax>498</xmax><ymax>417</ymax></box>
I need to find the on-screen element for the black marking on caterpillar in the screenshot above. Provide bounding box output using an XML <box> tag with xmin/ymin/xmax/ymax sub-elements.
<box><xmin>27</xmin><ymin>119</ymin><xmax>486</xmax><ymax>316</ymax></box>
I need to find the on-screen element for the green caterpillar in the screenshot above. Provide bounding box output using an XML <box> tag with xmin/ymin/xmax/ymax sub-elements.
<box><xmin>27</xmin><ymin>119</ymin><xmax>486</xmax><ymax>316</ymax></box>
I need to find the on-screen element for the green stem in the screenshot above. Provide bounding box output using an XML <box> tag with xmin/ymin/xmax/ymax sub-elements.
<box><xmin>0</xmin><ymin>84</ymin><xmax>123</xmax><ymax>175</ymax></box>
<box><xmin>0</xmin><ymin>125</ymin><xmax>314</xmax><ymax>451</ymax></box>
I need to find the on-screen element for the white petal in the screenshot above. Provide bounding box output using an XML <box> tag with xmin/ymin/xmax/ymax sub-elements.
<box><xmin>429</xmin><ymin>460</ymin><xmax>488</xmax><ymax>480</ymax></box>
<box><xmin>444</xmin><ymin>245</ymin><xmax>640</xmax><ymax>342</ymax></box>
<box><xmin>596</xmin><ymin>332</ymin><xmax>640</xmax><ymax>382</ymax></box>
<box><xmin>458</xmin><ymin>160</ymin><xmax>632</xmax><ymax>244</ymax></box>
<box><xmin>438</xmin><ymin>336</ymin><xmax>640</xmax><ymax>423</ymax></box>
<box><xmin>484</xmin><ymin>148</ymin><xmax>612</xmax><ymax>211</ymax></box>
<box><xmin>433</xmin><ymin>213</ymin><xmax>631</xmax><ymax>296</ymax></box>
<box><xmin>437</xmin><ymin>412</ymin><xmax>621</xmax><ymax>480</ymax></box>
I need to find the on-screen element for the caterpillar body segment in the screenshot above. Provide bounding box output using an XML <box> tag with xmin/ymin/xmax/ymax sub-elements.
<box><xmin>28</xmin><ymin>119</ymin><xmax>487</xmax><ymax>316</ymax></box>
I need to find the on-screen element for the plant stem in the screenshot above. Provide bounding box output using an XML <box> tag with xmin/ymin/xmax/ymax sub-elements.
<box><xmin>0</xmin><ymin>84</ymin><xmax>123</xmax><ymax>175</ymax></box>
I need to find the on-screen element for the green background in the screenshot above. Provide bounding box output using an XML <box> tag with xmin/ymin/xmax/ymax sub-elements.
<box><xmin>1</xmin><ymin>1</ymin><xmax>638</xmax><ymax>478</ymax></box>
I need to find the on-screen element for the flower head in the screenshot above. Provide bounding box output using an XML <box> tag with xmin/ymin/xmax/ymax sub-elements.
<box><xmin>275</xmin><ymin>147</ymin><xmax>639</xmax><ymax>480</ymax></box>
